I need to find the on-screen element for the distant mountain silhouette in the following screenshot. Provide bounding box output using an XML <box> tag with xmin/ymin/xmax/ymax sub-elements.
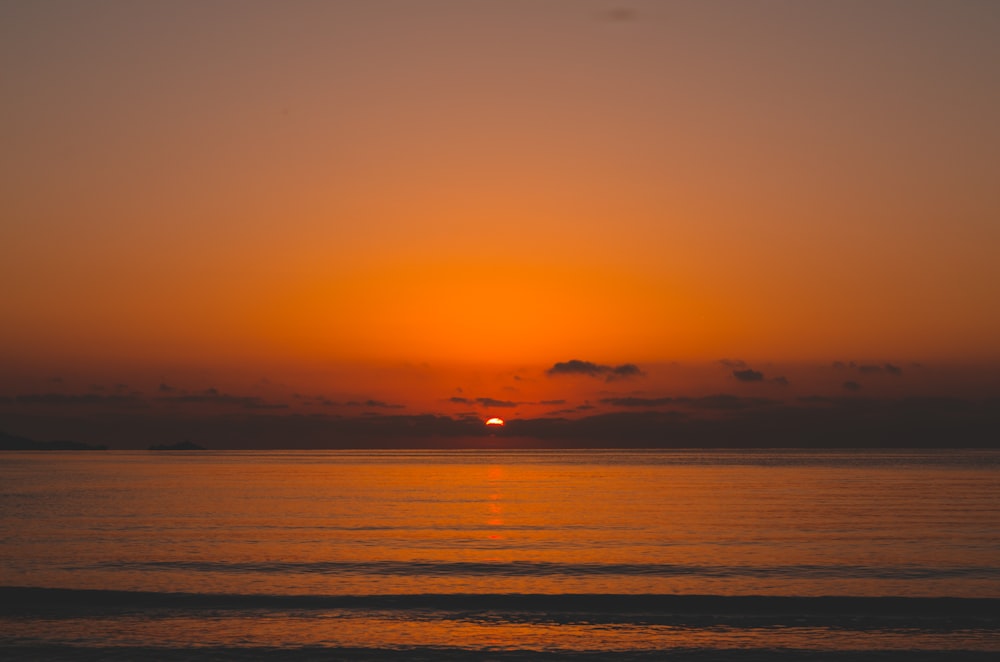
<box><xmin>0</xmin><ymin>429</ymin><xmax>107</xmax><ymax>451</ymax></box>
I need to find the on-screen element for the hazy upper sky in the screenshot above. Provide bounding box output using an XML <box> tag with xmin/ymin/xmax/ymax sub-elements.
<box><xmin>3</xmin><ymin>1</ymin><xmax>1000</xmax><ymax>427</ymax></box>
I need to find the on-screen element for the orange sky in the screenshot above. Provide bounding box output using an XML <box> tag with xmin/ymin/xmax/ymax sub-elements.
<box><xmin>2</xmin><ymin>1</ymin><xmax>1000</xmax><ymax>430</ymax></box>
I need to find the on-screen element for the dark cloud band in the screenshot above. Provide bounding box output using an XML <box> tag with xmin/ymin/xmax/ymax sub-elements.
<box><xmin>546</xmin><ymin>359</ymin><xmax>644</xmax><ymax>381</ymax></box>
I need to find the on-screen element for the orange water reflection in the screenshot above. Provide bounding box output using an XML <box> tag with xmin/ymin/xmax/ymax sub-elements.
<box><xmin>2</xmin><ymin>451</ymin><xmax>999</xmax><ymax>599</ymax></box>
<box><xmin>486</xmin><ymin>465</ymin><xmax>506</xmax><ymax>536</ymax></box>
<box><xmin>4</xmin><ymin>613</ymin><xmax>999</xmax><ymax>653</ymax></box>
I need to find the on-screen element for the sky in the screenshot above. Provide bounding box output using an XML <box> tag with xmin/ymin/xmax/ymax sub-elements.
<box><xmin>2</xmin><ymin>1</ymin><xmax>999</xmax><ymax>447</ymax></box>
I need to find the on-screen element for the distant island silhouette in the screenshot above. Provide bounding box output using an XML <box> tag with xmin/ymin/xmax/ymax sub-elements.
<box><xmin>0</xmin><ymin>429</ymin><xmax>106</xmax><ymax>451</ymax></box>
<box><xmin>148</xmin><ymin>441</ymin><xmax>206</xmax><ymax>451</ymax></box>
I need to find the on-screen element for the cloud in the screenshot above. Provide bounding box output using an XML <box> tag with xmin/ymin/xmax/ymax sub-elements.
<box><xmin>772</xmin><ymin>376</ymin><xmax>789</xmax><ymax>386</ymax></box>
<box><xmin>241</xmin><ymin>401</ymin><xmax>290</xmax><ymax>410</ymax></box>
<box><xmin>14</xmin><ymin>393</ymin><xmax>146</xmax><ymax>407</ymax></box>
<box><xmin>547</xmin><ymin>360</ymin><xmax>608</xmax><ymax>377</ymax></box>
<box><xmin>293</xmin><ymin>393</ymin><xmax>338</xmax><ymax>407</ymax></box>
<box><xmin>158</xmin><ymin>383</ymin><xmax>176</xmax><ymax>393</ymax></box>
<box><xmin>732</xmin><ymin>369</ymin><xmax>764</xmax><ymax>382</ymax></box>
<box><xmin>540</xmin><ymin>399</ymin><xmax>566</xmax><ymax>405</ymax></box>
<box><xmin>719</xmin><ymin>359</ymin><xmax>747</xmax><ymax>369</ymax></box>
<box><xmin>546</xmin><ymin>359</ymin><xmax>644</xmax><ymax>381</ymax></box>
<box><xmin>679</xmin><ymin>395</ymin><xmax>777</xmax><ymax>411</ymax></box>
<box><xmin>836</xmin><ymin>362</ymin><xmax>902</xmax><ymax>376</ymax></box>
<box><xmin>843</xmin><ymin>381</ymin><xmax>862</xmax><ymax>392</ymax></box>
<box><xmin>506</xmin><ymin>397</ymin><xmax>1000</xmax><ymax>448</ymax></box>
<box><xmin>162</xmin><ymin>389</ymin><xmax>288</xmax><ymax>410</ymax></box>
<box><xmin>601</xmin><ymin>396</ymin><xmax>675</xmax><ymax>407</ymax></box>
<box><xmin>9</xmin><ymin>396</ymin><xmax>999</xmax><ymax>450</ymax></box>
<box><xmin>600</xmin><ymin>395</ymin><xmax>777</xmax><ymax>411</ymax></box>
<box><xmin>345</xmin><ymin>399</ymin><xmax>405</xmax><ymax>410</ymax></box>
<box><xmin>608</xmin><ymin>364</ymin><xmax>644</xmax><ymax>380</ymax></box>
<box><xmin>451</xmin><ymin>396</ymin><xmax>519</xmax><ymax>408</ymax></box>
<box><xmin>476</xmin><ymin>397</ymin><xmax>518</xmax><ymax>408</ymax></box>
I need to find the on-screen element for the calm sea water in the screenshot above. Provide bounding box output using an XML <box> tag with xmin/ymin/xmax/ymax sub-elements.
<box><xmin>1</xmin><ymin>449</ymin><xmax>999</xmax><ymax>660</ymax></box>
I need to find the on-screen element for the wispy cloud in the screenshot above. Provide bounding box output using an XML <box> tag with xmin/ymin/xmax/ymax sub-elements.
<box><xmin>345</xmin><ymin>399</ymin><xmax>405</xmax><ymax>409</ymax></box>
<box><xmin>546</xmin><ymin>359</ymin><xmax>644</xmax><ymax>381</ymax></box>
<box><xmin>601</xmin><ymin>394</ymin><xmax>777</xmax><ymax>411</ymax></box>
<box><xmin>835</xmin><ymin>361</ymin><xmax>903</xmax><ymax>376</ymax></box>
<box><xmin>601</xmin><ymin>396</ymin><xmax>675</xmax><ymax>407</ymax></box>
<box><xmin>476</xmin><ymin>397</ymin><xmax>518</xmax><ymax>408</ymax></box>
<box><xmin>732</xmin><ymin>368</ymin><xmax>764</xmax><ymax>382</ymax></box>
<box><xmin>162</xmin><ymin>389</ymin><xmax>288</xmax><ymax>410</ymax></box>
<box><xmin>14</xmin><ymin>393</ymin><xmax>146</xmax><ymax>407</ymax></box>
<box><xmin>450</xmin><ymin>396</ymin><xmax>519</xmax><ymax>408</ymax></box>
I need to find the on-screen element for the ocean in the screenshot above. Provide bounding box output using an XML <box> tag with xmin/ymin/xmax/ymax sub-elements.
<box><xmin>1</xmin><ymin>449</ymin><xmax>998</xmax><ymax>660</ymax></box>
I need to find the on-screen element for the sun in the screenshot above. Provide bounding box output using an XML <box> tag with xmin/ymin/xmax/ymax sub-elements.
<box><xmin>485</xmin><ymin>417</ymin><xmax>505</xmax><ymax>427</ymax></box>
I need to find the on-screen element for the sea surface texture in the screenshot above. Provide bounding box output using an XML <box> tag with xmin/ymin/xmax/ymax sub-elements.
<box><xmin>1</xmin><ymin>449</ymin><xmax>998</xmax><ymax>660</ymax></box>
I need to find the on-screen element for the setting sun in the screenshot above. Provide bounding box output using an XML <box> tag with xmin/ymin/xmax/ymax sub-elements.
<box><xmin>485</xmin><ymin>417</ymin><xmax>505</xmax><ymax>427</ymax></box>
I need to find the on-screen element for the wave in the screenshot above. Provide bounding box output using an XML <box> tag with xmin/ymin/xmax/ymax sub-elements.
<box><xmin>3</xmin><ymin>587</ymin><xmax>998</xmax><ymax>628</ymax></box>
<box><xmin>2</xmin><ymin>646</ymin><xmax>999</xmax><ymax>662</ymax></box>
<box><xmin>2</xmin><ymin>646</ymin><xmax>1000</xmax><ymax>662</ymax></box>
<box><xmin>89</xmin><ymin>559</ymin><xmax>1000</xmax><ymax>580</ymax></box>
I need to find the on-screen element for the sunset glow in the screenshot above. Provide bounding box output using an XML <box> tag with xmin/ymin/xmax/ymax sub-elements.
<box><xmin>0</xmin><ymin>0</ymin><xmax>998</xmax><ymax>449</ymax></box>
<box><xmin>485</xmin><ymin>418</ymin><xmax>505</xmax><ymax>427</ymax></box>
